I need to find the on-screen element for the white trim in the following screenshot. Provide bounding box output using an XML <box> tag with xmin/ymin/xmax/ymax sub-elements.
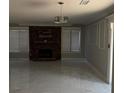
<box><xmin>61</xmin><ymin>58</ymin><xmax>88</xmax><ymax>62</ymax></box>
<box><xmin>87</xmin><ymin>62</ymin><xmax>107</xmax><ymax>83</ymax></box>
<box><xmin>62</xmin><ymin>27</ymin><xmax>81</xmax><ymax>30</ymax></box>
<box><xmin>9</xmin><ymin>58</ymin><xmax>29</xmax><ymax>61</ymax></box>
<box><xmin>96</xmin><ymin>23</ymin><xmax>99</xmax><ymax>47</ymax></box>
<box><xmin>9</xmin><ymin>27</ymin><xmax>29</xmax><ymax>30</ymax></box>
<box><xmin>99</xmin><ymin>20</ymin><xmax>106</xmax><ymax>49</ymax></box>
<box><xmin>10</xmin><ymin>30</ymin><xmax>28</xmax><ymax>32</ymax></box>
<box><xmin>107</xmin><ymin>22</ymin><xmax>114</xmax><ymax>84</ymax></box>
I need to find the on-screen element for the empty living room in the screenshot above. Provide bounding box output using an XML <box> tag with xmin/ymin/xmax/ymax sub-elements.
<box><xmin>8</xmin><ymin>0</ymin><xmax>115</xmax><ymax>93</ymax></box>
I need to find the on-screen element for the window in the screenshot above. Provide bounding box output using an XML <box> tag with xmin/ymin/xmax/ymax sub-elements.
<box><xmin>62</xmin><ymin>28</ymin><xmax>81</xmax><ymax>53</ymax></box>
<box><xmin>9</xmin><ymin>30</ymin><xmax>19</xmax><ymax>52</ymax></box>
<box><xmin>71</xmin><ymin>30</ymin><xmax>81</xmax><ymax>52</ymax></box>
<box><xmin>9</xmin><ymin>28</ymin><xmax>29</xmax><ymax>52</ymax></box>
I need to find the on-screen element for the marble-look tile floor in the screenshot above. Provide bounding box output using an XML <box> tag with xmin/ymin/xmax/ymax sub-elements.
<box><xmin>10</xmin><ymin>58</ymin><xmax>111</xmax><ymax>93</ymax></box>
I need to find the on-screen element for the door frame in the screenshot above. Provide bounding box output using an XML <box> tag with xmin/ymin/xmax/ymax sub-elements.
<box><xmin>106</xmin><ymin>19</ymin><xmax>114</xmax><ymax>84</ymax></box>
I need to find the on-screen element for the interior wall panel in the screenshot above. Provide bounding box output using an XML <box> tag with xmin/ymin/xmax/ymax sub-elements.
<box><xmin>85</xmin><ymin>18</ymin><xmax>109</xmax><ymax>82</ymax></box>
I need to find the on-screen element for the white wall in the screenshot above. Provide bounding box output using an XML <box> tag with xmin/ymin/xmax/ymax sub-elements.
<box><xmin>85</xmin><ymin>14</ymin><xmax>114</xmax><ymax>82</ymax></box>
<box><xmin>85</xmin><ymin>19</ymin><xmax>109</xmax><ymax>81</ymax></box>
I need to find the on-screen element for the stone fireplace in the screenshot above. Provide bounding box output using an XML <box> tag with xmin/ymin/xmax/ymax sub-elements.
<box><xmin>29</xmin><ymin>26</ymin><xmax>61</xmax><ymax>61</ymax></box>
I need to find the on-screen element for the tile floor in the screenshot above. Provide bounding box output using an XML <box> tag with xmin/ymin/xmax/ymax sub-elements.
<box><xmin>10</xmin><ymin>58</ymin><xmax>111</xmax><ymax>93</ymax></box>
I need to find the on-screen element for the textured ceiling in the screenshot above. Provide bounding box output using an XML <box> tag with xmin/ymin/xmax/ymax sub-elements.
<box><xmin>9</xmin><ymin>0</ymin><xmax>114</xmax><ymax>25</ymax></box>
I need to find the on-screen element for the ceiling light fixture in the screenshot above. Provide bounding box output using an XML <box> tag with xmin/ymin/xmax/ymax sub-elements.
<box><xmin>54</xmin><ymin>2</ymin><xmax>69</xmax><ymax>24</ymax></box>
<box><xmin>80</xmin><ymin>0</ymin><xmax>90</xmax><ymax>5</ymax></box>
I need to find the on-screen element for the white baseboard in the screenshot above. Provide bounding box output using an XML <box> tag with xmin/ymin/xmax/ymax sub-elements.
<box><xmin>61</xmin><ymin>58</ymin><xmax>88</xmax><ymax>63</ymax></box>
<box><xmin>87</xmin><ymin>62</ymin><xmax>107</xmax><ymax>83</ymax></box>
<box><xmin>9</xmin><ymin>58</ymin><xmax>29</xmax><ymax>61</ymax></box>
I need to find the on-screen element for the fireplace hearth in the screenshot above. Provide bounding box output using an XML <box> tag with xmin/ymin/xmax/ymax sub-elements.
<box><xmin>38</xmin><ymin>49</ymin><xmax>52</xmax><ymax>58</ymax></box>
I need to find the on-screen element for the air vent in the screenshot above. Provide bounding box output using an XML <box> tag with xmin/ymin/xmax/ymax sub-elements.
<box><xmin>80</xmin><ymin>0</ymin><xmax>90</xmax><ymax>5</ymax></box>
